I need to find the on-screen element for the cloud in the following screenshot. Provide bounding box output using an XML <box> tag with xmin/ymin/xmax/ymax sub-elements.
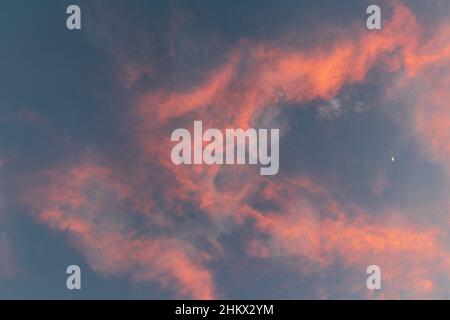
<box><xmin>22</xmin><ymin>162</ymin><xmax>216</xmax><ymax>299</ymax></box>
<box><xmin>380</xmin><ymin>6</ymin><xmax>450</xmax><ymax>171</ymax></box>
<box><xmin>19</xmin><ymin>1</ymin><xmax>450</xmax><ymax>299</ymax></box>
<box><xmin>129</xmin><ymin>2</ymin><xmax>450</xmax><ymax>298</ymax></box>
<box><xmin>135</xmin><ymin>3</ymin><xmax>419</xmax><ymax>128</ymax></box>
<box><xmin>244</xmin><ymin>177</ymin><xmax>450</xmax><ymax>298</ymax></box>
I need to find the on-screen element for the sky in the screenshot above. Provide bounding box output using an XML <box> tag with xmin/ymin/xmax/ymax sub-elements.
<box><xmin>1</xmin><ymin>0</ymin><xmax>450</xmax><ymax>299</ymax></box>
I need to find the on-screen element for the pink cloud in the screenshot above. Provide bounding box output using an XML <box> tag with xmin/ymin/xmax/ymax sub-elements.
<box><xmin>20</xmin><ymin>2</ymin><xmax>450</xmax><ymax>299</ymax></box>
<box><xmin>23</xmin><ymin>162</ymin><xmax>216</xmax><ymax>299</ymax></box>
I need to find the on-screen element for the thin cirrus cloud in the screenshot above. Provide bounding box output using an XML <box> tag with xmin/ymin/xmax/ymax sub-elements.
<box><xmin>15</xmin><ymin>1</ymin><xmax>450</xmax><ymax>299</ymax></box>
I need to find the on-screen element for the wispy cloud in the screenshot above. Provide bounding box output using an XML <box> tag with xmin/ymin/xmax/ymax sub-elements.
<box><xmin>17</xmin><ymin>1</ymin><xmax>450</xmax><ymax>299</ymax></box>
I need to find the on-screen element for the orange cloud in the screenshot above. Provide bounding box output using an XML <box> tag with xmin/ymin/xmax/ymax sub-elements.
<box><xmin>126</xmin><ymin>2</ymin><xmax>450</xmax><ymax>298</ymax></box>
<box><xmin>22</xmin><ymin>162</ymin><xmax>217</xmax><ymax>299</ymax></box>
<box><xmin>21</xmin><ymin>2</ymin><xmax>450</xmax><ymax>299</ymax></box>
<box><xmin>245</xmin><ymin>178</ymin><xmax>450</xmax><ymax>298</ymax></box>
<box><xmin>135</xmin><ymin>3</ymin><xmax>420</xmax><ymax>131</ymax></box>
<box><xmin>391</xmin><ymin>17</ymin><xmax>450</xmax><ymax>171</ymax></box>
